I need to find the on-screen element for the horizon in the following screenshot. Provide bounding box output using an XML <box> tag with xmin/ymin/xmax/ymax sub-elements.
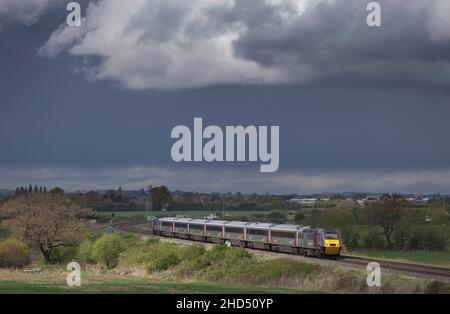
<box><xmin>1</xmin><ymin>185</ymin><xmax>448</xmax><ymax>197</ymax></box>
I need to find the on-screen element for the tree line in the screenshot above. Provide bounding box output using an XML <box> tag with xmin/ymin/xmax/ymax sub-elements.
<box><xmin>306</xmin><ymin>194</ymin><xmax>449</xmax><ymax>251</ymax></box>
<box><xmin>13</xmin><ymin>185</ymin><xmax>66</xmax><ymax>197</ymax></box>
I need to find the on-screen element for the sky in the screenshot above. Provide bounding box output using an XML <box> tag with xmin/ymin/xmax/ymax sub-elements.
<box><xmin>1</xmin><ymin>0</ymin><xmax>450</xmax><ymax>194</ymax></box>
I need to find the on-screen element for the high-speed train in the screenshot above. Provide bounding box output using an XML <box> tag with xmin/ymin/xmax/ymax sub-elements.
<box><xmin>151</xmin><ymin>217</ymin><xmax>342</xmax><ymax>258</ymax></box>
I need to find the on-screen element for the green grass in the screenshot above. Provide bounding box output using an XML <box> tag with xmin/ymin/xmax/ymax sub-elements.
<box><xmin>0</xmin><ymin>272</ymin><xmax>322</xmax><ymax>294</ymax></box>
<box><xmin>350</xmin><ymin>250</ymin><xmax>450</xmax><ymax>267</ymax></box>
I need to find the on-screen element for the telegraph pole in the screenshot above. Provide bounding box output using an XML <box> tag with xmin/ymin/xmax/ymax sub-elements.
<box><xmin>146</xmin><ymin>185</ymin><xmax>153</xmax><ymax>221</ymax></box>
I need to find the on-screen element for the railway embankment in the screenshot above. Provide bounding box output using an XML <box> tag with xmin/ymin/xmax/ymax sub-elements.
<box><xmin>95</xmin><ymin>230</ymin><xmax>450</xmax><ymax>294</ymax></box>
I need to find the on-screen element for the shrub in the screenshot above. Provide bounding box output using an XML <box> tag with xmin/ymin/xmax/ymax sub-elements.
<box><xmin>425</xmin><ymin>281</ymin><xmax>450</xmax><ymax>294</ymax></box>
<box><xmin>77</xmin><ymin>240</ymin><xmax>94</xmax><ymax>265</ymax></box>
<box><xmin>184</xmin><ymin>245</ymin><xmax>255</xmax><ymax>279</ymax></box>
<box><xmin>266</xmin><ymin>211</ymin><xmax>287</xmax><ymax>222</ymax></box>
<box><xmin>92</xmin><ymin>234</ymin><xmax>127</xmax><ymax>268</ymax></box>
<box><xmin>294</xmin><ymin>211</ymin><xmax>305</xmax><ymax>223</ymax></box>
<box><xmin>192</xmin><ymin>244</ymin><xmax>229</xmax><ymax>269</ymax></box>
<box><xmin>360</xmin><ymin>228</ymin><xmax>386</xmax><ymax>249</ymax></box>
<box><xmin>341</xmin><ymin>226</ymin><xmax>360</xmax><ymax>251</ymax></box>
<box><xmin>121</xmin><ymin>240</ymin><xmax>157</xmax><ymax>266</ymax></box>
<box><xmin>118</xmin><ymin>238</ymin><xmax>184</xmax><ymax>273</ymax></box>
<box><xmin>146</xmin><ymin>242</ymin><xmax>183</xmax><ymax>273</ymax></box>
<box><xmin>50</xmin><ymin>246</ymin><xmax>77</xmax><ymax>263</ymax></box>
<box><xmin>407</xmin><ymin>226</ymin><xmax>448</xmax><ymax>251</ymax></box>
<box><xmin>0</xmin><ymin>238</ymin><xmax>31</xmax><ymax>268</ymax></box>
<box><xmin>251</xmin><ymin>258</ymin><xmax>320</xmax><ymax>281</ymax></box>
<box><xmin>406</xmin><ymin>227</ymin><xmax>423</xmax><ymax>250</ymax></box>
<box><xmin>422</xmin><ymin>227</ymin><xmax>447</xmax><ymax>251</ymax></box>
<box><xmin>183</xmin><ymin>244</ymin><xmax>206</xmax><ymax>261</ymax></box>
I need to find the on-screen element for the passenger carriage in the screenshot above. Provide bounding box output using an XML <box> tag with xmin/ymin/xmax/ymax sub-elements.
<box><xmin>152</xmin><ymin>217</ymin><xmax>341</xmax><ymax>258</ymax></box>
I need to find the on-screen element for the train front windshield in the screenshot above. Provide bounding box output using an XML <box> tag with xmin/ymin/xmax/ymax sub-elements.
<box><xmin>324</xmin><ymin>233</ymin><xmax>340</xmax><ymax>240</ymax></box>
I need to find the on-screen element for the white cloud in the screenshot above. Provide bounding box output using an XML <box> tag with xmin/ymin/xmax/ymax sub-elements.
<box><xmin>40</xmin><ymin>0</ymin><xmax>291</xmax><ymax>89</ymax></box>
<box><xmin>426</xmin><ymin>0</ymin><xmax>450</xmax><ymax>41</ymax></box>
<box><xmin>38</xmin><ymin>22</ymin><xmax>85</xmax><ymax>57</ymax></box>
<box><xmin>39</xmin><ymin>0</ymin><xmax>450</xmax><ymax>90</ymax></box>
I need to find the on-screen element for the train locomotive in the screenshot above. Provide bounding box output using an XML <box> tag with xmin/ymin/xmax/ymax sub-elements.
<box><xmin>151</xmin><ymin>217</ymin><xmax>342</xmax><ymax>258</ymax></box>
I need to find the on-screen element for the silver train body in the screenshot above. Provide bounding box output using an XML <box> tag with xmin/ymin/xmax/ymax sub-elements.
<box><xmin>151</xmin><ymin>217</ymin><xmax>342</xmax><ymax>258</ymax></box>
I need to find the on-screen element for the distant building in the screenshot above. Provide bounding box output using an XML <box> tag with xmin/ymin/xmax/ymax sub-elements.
<box><xmin>356</xmin><ymin>195</ymin><xmax>380</xmax><ymax>206</ymax></box>
<box><xmin>407</xmin><ymin>197</ymin><xmax>429</xmax><ymax>205</ymax></box>
<box><xmin>288</xmin><ymin>198</ymin><xmax>329</xmax><ymax>206</ymax></box>
<box><xmin>206</xmin><ymin>213</ymin><xmax>219</xmax><ymax>220</ymax></box>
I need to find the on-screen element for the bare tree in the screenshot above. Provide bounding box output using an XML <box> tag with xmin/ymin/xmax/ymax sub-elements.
<box><xmin>363</xmin><ymin>194</ymin><xmax>409</xmax><ymax>249</ymax></box>
<box><xmin>1</xmin><ymin>193</ymin><xmax>90</xmax><ymax>263</ymax></box>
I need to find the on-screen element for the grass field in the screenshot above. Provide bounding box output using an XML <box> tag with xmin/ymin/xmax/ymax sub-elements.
<box><xmin>350</xmin><ymin>250</ymin><xmax>450</xmax><ymax>267</ymax></box>
<box><xmin>0</xmin><ymin>271</ymin><xmax>322</xmax><ymax>294</ymax></box>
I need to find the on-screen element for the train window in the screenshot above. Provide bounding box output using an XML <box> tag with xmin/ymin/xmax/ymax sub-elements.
<box><xmin>207</xmin><ymin>226</ymin><xmax>221</xmax><ymax>232</ymax></box>
<box><xmin>225</xmin><ymin>227</ymin><xmax>243</xmax><ymax>234</ymax></box>
<box><xmin>248</xmin><ymin>229</ymin><xmax>267</xmax><ymax>236</ymax></box>
<box><xmin>324</xmin><ymin>233</ymin><xmax>339</xmax><ymax>240</ymax></box>
<box><xmin>189</xmin><ymin>224</ymin><xmax>203</xmax><ymax>233</ymax></box>
<box><xmin>271</xmin><ymin>231</ymin><xmax>294</xmax><ymax>239</ymax></box>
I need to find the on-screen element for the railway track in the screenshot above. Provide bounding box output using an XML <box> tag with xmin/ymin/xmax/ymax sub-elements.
<box><xmin>338</xmin><ymin>255</ymin><xmax>450</xmax><ymax>280</ymax></box>
<box><xmin>114</xmin><ymin>221</ymin><xmax>450</xmax><ymax>281</ymax></box>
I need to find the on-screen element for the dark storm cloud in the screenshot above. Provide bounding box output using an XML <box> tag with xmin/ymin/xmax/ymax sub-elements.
<box><xmin>1</xmin><ymin>0</ymin><xmax>450</xmax><ymax>193</ymax></box>
<box><xmin>0</xmin><ymin>0</ymin><xmax>63</xmax><ymax>31</ymax></box>
<box><xmin>231</xmin><ymin>0</ymin><xmax>450</xmax><ymax>88</ymax></box>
